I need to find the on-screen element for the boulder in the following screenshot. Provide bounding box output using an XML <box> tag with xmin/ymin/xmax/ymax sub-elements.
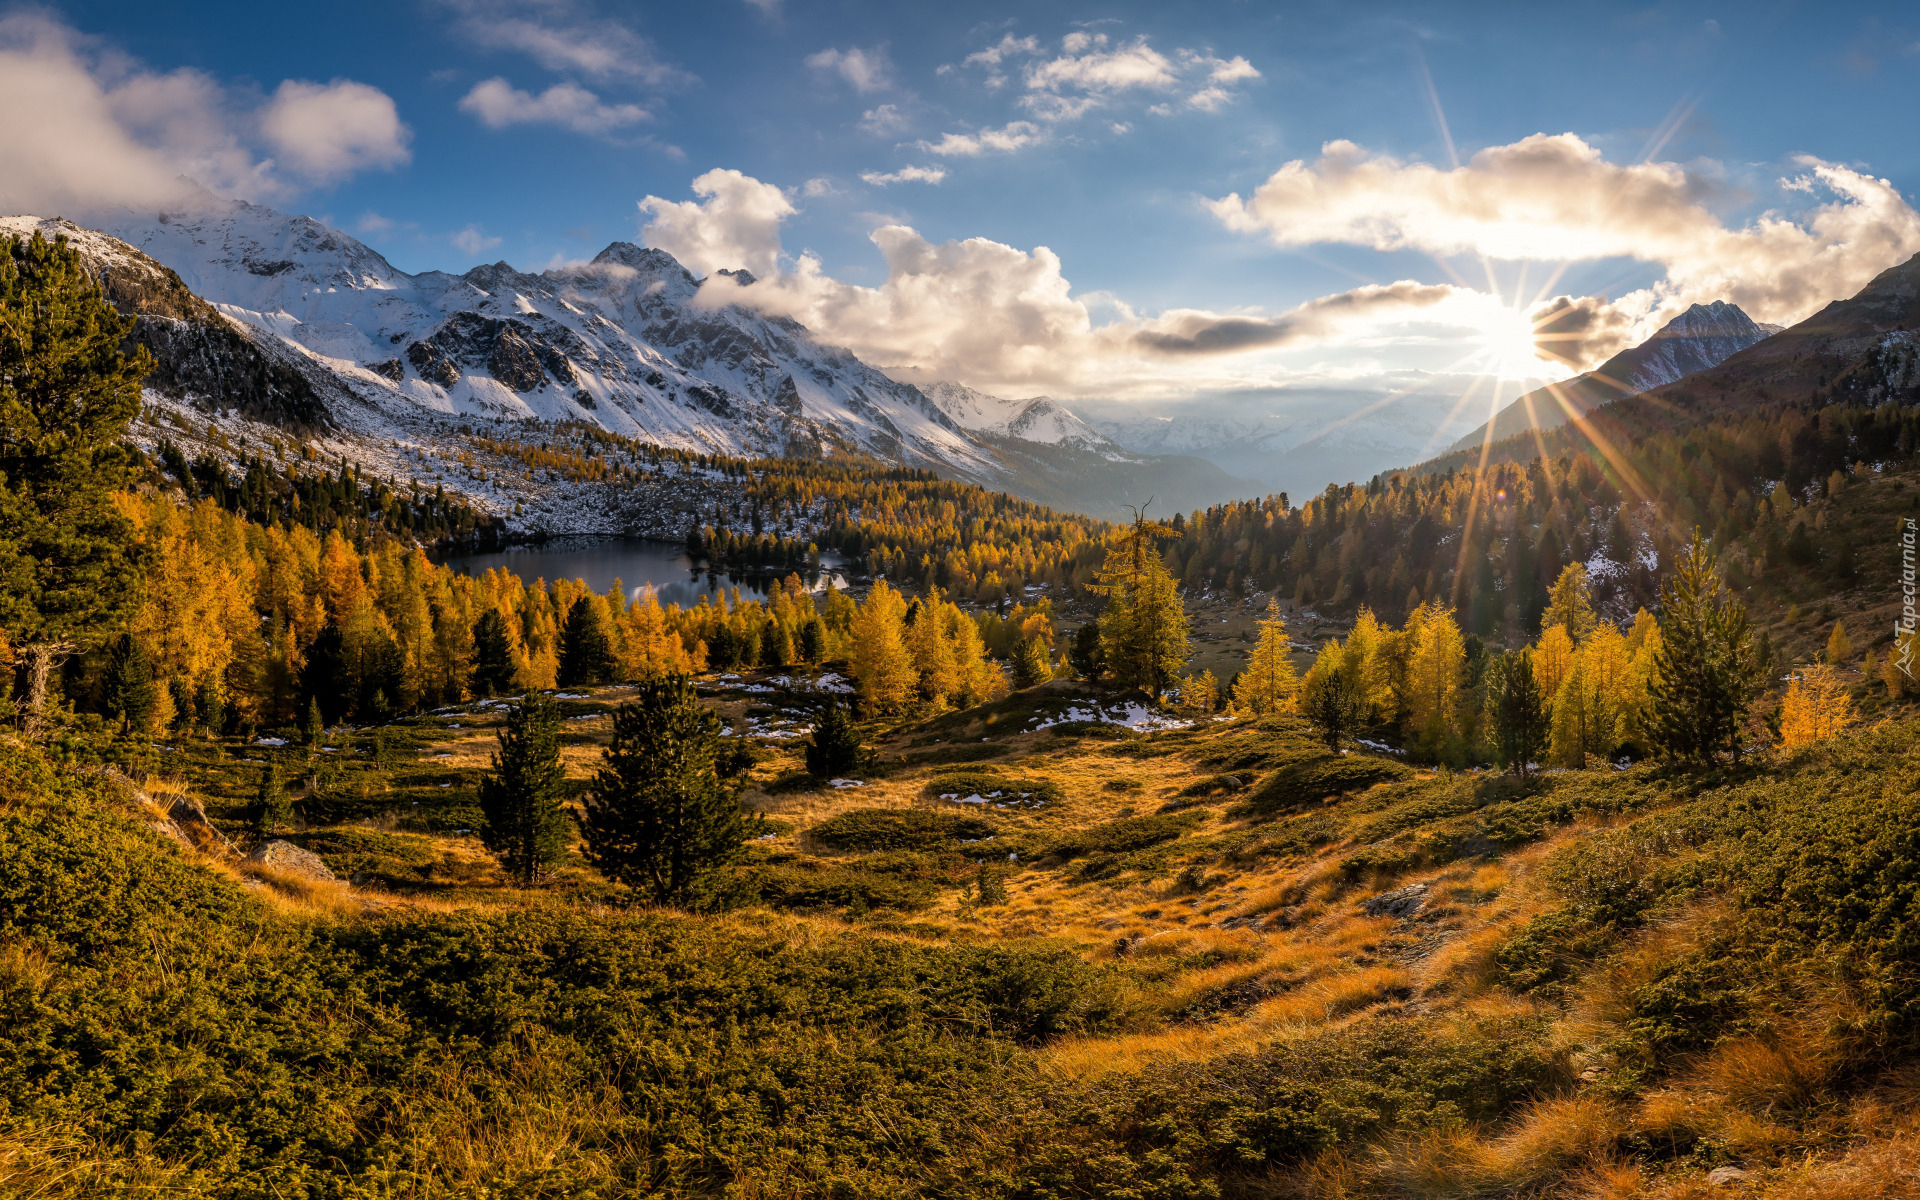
<box><xmin>1363</xmin><ymin>882</ymin><xmax>1429</xmax><ymax>919</ymax></box>
<box><xmin>246</xmin><ymin>840</ymin><xmax>338</xmax><ymax>882</ymax></box>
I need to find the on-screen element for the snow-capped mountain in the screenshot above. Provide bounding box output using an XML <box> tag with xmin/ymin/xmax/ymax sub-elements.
<box><xmin>62</xmin><ymin>198</ymin><xmax>995</xmax><ymax>477</ymax></box>
<box><xmin>920</xmin><ymin>381</ymin><xmax>1120</xmax><ymax>452</ymax></box>
<box><xmin>1449</xmin><ymin>301</ymin><xmax>1776</xmax><ymax>452</ymax></box>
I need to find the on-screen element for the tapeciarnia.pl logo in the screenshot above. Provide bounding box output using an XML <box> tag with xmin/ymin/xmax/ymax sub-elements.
<box><xmin>1901</xmin><ymin>517</ymin><xmax>1917</xmax><ymax>680</ymax></box>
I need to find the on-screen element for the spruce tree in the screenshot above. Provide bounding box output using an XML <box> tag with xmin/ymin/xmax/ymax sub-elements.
<box><xmin>1300</xmin><ymin>645</ymin><xmax>1366</xmax><ymax>752</ymax></box>
<box><xmin>805</xmin><ymin>702</ymin><xmax>864</xmax><ymax>778</ymax></box>
<box><xmin>1649</xmin><ymin>532</ymin><xmax>1762</xmax><ymax>763</ymax></box>
<box><xmin>471</xmin><ymin>608</ymin><xmax>518</xmax><ymax>696</ymax></box>
<box><xmin>582</xmin><ymin>675</ymin><xmax>759</xmax><ymax>906</ymax></box>
<box><xmin>477</xmin><ymin>694</ymin><xmax>571</xmax><ymax>886</ymax></box>
<box><xmin>1068</xmin><ymin>619</ymin><xmax>1104</xmax><ymax>681</ymax></box>
<box><xmin>305</xmin><ymin>698</ymin><xmax>325</xmax><ymax>749</ymax></box>
<box><xmin>196</xmin><ymin>672</ymin><xmax>226</xmax><ymax>737</ymax></box>
<box><xmin>0</xmin><ymin>232</ymin><xmax>151</xmax><ymax>734</ymax></box>
<box><xmin>558</xmin><ymin>595</ymin><xmax>616</xmax><ymax>686</ymax></box>
<box><xmin>797</xmin><ymin>618</ymin><xmax>826</xmax><ymax>663</ymax></box>
<box><xmin>100</xmin><ymin>632</ymin><xmax>156</xmax><ymax>736</ymax></box>
<box><xmin>1011</xmin><ymin>635</ymin><xmax>1053</xmax><ymax>689</ymax></box>
<box><xmin>1486</xmin><ymin>651</ymin><xmax>1549</xmax><ymax>777</ymax></box>
<box><xmin>251</xmin><ymin>760</ymin><xmax>290</xmax><ymax>837</ymax></box>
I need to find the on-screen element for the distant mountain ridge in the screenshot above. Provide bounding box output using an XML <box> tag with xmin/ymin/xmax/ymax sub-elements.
<box><xmin>1449</xmin><ymin>301</ymin><xmax>1776</xmax><ymax>453</ymax></box>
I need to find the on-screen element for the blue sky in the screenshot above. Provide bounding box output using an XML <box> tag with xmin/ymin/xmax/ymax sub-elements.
<box><xmin>10</xmin><ymin>1</ymin><xmax>1920</xmax><ymax>406</ymax></box>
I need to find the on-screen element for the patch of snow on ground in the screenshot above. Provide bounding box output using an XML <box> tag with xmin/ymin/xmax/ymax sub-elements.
<box><xmin>1029</xmin><ymin>703</ymin><xmax>1192</xmax><ymax>732</ymax></box>
<box><xmin>255</xmin><ymin>737</ymin><xmax>287</xmax><ymax>746</ymax></box>
<box><xmin>829</xmin><ymin>779</ymin><xmax>864</xmax><ymax>789</ymax></box>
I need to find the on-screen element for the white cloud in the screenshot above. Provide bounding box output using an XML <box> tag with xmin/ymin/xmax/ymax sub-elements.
<box><xmin>860</xmin><ymin>165</ymin><xmax>946</xmax><ymax>186</ymax></box>
<box><xmin>459</xmin><ymin>78</ymin><xmax>649</xmax><ymax>134</ymax></box>
<box><xmin>453</xmin><ymin>224</ymin><xmax>501</xmax><ymax>255</ymax></box>
<box><xmin>657</xmin><ymin>170</ymin><xmax>1496</xmax><ymax>396</ymax></box>
<box><xmin>805</xmin><ymin>45</ymin><xmax>892</xmax><ymax>94</ymax></box>
<box><xmin>933</xmin><ymin>31</ymin><xmax>1257</xmax><ymax>150</ymax></box>
<box><xmin>0</xmin><ymin>13</ymin><xmax>405</xmax><ymax>216</ymax></box>
<box><xmin>355</xmin><ymin>210</ymin><xmax>397</xmax><ymax>235</ymax></box>
<box><xmin>858</xmin><ymin>103</ymin><xmax>909</xmax><ymax>136</ymax></box>
<box><xmin>743</xmin><ymin>0</ymin><xmax>780</xmax><ymax>12</ymax></box>
<box><xmin>1209</xmin><ymin>134</ymin><xmax>1920</xmax><ymax>356</ymax></box>
<box><xmin>917</xmin><ymin>120</ymin><xmax>1042</xmax><ymax>157</ymax></box>
<box><xmin>1025</xmin><ymin>34</ymin><xmax>1177</xmax><ymax>93</ymax></box>
<box><xmin>638</xmin><ymin>167</ymin><xmax>796</xmax><ymax>277</ymax></box>
<box><xmin>801</xmin><ymin>177</ymin><xmax>837</xmax><ymax>198</ymax></box>
<box><xmin>440</xmin><ymin>1</ymin><xmax>690</xmax><ymax>86</ymax></box>
<box><xmin>261</xmin><ymin>79</ymin><xmax>412</xmax><ymax>181</ymax></box>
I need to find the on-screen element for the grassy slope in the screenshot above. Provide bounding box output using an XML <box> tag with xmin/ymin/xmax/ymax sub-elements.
<box><xmin>7</xmin><ymin>678</ymin><xmax>1920</xmax><ymax>1198</ymax></box>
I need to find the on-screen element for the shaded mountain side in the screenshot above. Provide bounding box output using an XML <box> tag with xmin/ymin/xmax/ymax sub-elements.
<box><xmin>1449</xmin><ymin>300</ymin><xmax>1774</xmax><ymax>453</ymax></box>
<box><xmin>1410</xmin><ymin>253</ymin><xmax>1920</xmax><ymax>479</ymax></box>
<box><xmin>976</xmin><ymin>434</ymin><xmax>1257</xmax><ymax>520</ymax></box>
<box><xmin>1</xmin><ymin>215</ymin><xmax>331</xmax><ymax>430</ymax></box>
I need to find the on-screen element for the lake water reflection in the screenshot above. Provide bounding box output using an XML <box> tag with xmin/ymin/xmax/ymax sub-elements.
<box><xmin>434</xmin><ymin>537</ymin><xmax>847</xmax><ymax>608</ymax></box>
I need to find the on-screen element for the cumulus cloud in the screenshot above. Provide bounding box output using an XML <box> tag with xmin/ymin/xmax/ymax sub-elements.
<box><xmin>638</xmin><ymin>168</ymin><xmax>795</xmax><ymax>277</ymax></box>
<box><xmin>439</xmin><ymin>0</ymin><xmax>690</xmax><ymax>86</ymax></box>
<box><xmin>1210</xmin><ymin>133</ymin><xmax>1920</xmax><ymax>359</ymax></box>
<box><xmin>261</xmin><ymin>79</ymin><xmax>411</xmax><ymax>181</ymax></box>
<box><xmin>1528</xmin><ymin>294</ymin><xmax>1641</xmax><ymax>370</ymax></box>
<box><xmin>805</xmin><ymin>45</ymin><xmax>892</xmax><ymax>93</ymax></box>
<box><xmin>0</xmin><ymin>13</ymin><xmax>406</xmax><ymax>215</ymax></box>
<box><xmin>459</xmin><ymin>78</ymin><xmax>649</xmax><ymax>134</ymax></box>
<box><xmin>644</xmin><ymin>170</ymin><xmax>1493</xmax><ymax>395</ymax></box>
<box><xmin>917</xmin><ymin>120</ymin><xmax>1042</xmax><ymax>157</ymax></box>
<box><xmin>860</xmin><ymin>165</ymin><xmax>946</xmax><ymax>186</ymax></box>
<box><xmin>452</xmin><ymin>224</ymin><xmax>501</xmax><ymax>255</ymax></box>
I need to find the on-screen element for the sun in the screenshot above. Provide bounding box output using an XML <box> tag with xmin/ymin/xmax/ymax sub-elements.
<box><xmin>1475</xmin><ymin>305</ymin><xmax>1555</xmax><ymax>381</ymax></box>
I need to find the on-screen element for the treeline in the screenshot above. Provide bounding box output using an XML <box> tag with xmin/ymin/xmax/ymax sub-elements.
<box><xmin>1157</xmin><ymin>400</ymin><xmax>1916</xmax><ymax>637</ymax></box>
<box><xmin>150</xmin><ymin>435</ymin><xmax>503</xmax><ymax>546</ymax></box>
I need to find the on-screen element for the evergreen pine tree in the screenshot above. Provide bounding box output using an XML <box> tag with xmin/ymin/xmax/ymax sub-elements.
<box><xmin>1011</xmin><ymin>635</ymin><xmax>1053</xmax><ymax>688</ymax></box>
<box><xmin>471</xmin><ymin>608</ymin><xmax>518</xmax><ymax>696</ymax></box>
<box><xmin>100</xmin><ymin>632</ymin><xmax>156</xmax><ymax>736</ymax></box>
<box><xmin>581</xmin><ymin>674</ymin><xmax>759</xmax><ymax>906</ymax></box>
<box><xmin>558</xmin><ymin>595</ymin><xmax>616</xmax><ymax>686</ymax></box>
<box><xmin>251</xmin><ymin>760</ymin><xmax>290</xmax><ymax>837</ymax></box>
<box><xmin>805</xmin><ymin>702</ymin><xmax>864</xmax><ymax>778</ymax></box>
<box><xmin>1649</xmin><ymin>532</ymin><xmax>1762</xmax><ymax>763</ymax></box>
<box><xmin>477</xmin><ymin>694</ymin><xmax>571</xmax><ymax>886</ymax></box>
<box><xmin>0</xmin><ymin>232</ymin><xmax>151</xmax><ymax>734</ymax></box>
<box><xmin>305</xmin><ymin>697</ymin><xmax>325</xmax><ymax>748</ymax></box>
<box><xmin>196</xmin><ymin>672</ymin><xmax>226</xmax><ymax>737</ymax></box>
<box><xmin>1300</xmin><ymin>643</ymin><xmax>1366</xmax><ymax>752</ymax></box>
<box><xmin>1486</xmin><ymin>651</ymin><xmax>1549</xmax><ymax>777</ymax></box>
<box><xmin>797</xmin><ymin>617</ymin><xmax>826</xmax><ymax>663</ymax></box>
<box><xmin>1068</xmin><ymin>619</ymin><xmax>1104</xmax><ymax>681</ymax></box>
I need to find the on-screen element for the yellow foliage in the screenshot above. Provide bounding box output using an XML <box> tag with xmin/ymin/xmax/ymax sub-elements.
<box><xmin>1232</xmin><ymin>598</ymin><xmax>1299</xmax><ymax>715</ymax></box>
<box><xmin>1779</xmin><ymin>665</ymin><xmax>1854</xmax><ymax>748</ymax></box>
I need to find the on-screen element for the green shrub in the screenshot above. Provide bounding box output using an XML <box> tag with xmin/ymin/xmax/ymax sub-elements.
<box><xmin>809</xmin><ymin>807</ymin><xmax>998</xmax><ymax>851</ymax></box>
<box><xmin>283</xmin><ymin>826</ymin><xmax>440</xmax><ymax>885</ymax></box>
<box><xmin>1229</xmin><ymin>754</ymin><xmax>1415</xmax><ymax>819</ymax></box>
<box><xmin>1051</xmin><ymin>810</ymin><xmax>1202</xmax><ymax>859</ymax></box>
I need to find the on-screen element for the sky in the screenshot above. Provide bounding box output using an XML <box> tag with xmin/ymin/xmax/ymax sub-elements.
<box><xmin>6</xmin><ymin>0</ymin><xmax>1920</xmax><ymax>417</ymax></box>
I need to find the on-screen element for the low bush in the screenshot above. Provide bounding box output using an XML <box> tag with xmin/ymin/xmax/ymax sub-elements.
<box><xmin>1230</xmin><ymin>754</ymin><xmax>1415</xmax><ymax>818</ymax></box>
<box><xmin>1051</xmin><ymin>810</ymin><xmax>1203</xmax><ymax>859</ymax></box>
<box><xmin>808</xmin><ymin>807</ymin><xmax>998</xmax><ymax>851</ymax></box>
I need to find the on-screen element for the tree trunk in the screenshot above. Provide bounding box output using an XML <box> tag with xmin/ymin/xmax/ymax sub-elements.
<box><xmin>19</xmin><ymin>641</ymin><xmax>74</xmax><ymax>740</ymax></box>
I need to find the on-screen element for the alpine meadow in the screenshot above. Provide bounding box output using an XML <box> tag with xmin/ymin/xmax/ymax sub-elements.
<box><xmin>10</xmin><ymin>4</ymin><xmax>1920</xmax><ymax>1199</ymax></box>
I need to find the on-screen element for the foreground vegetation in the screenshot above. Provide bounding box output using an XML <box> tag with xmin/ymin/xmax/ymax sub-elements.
<box><xmin>10</xmin><ymin>685</ymin><xmax>1920</xmax><ymax>1197</ymax></box>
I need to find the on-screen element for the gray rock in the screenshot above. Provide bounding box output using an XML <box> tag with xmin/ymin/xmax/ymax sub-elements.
<box><xmin>246</xmin><ymin>840</ymin><xmax>338</xmax><ymax>882</ymax></box>
<box><xmin>163</xmin><ymin>794</ymin><xmax>238</xmax><ymax>858</ymax></box>
<box><xmin>1706</xmin><ymin>1167</ymin><xmax>1750</xmax><ymax>1187</ymax></box>
<box><xmin>1363</xmin><ymin>882</ymin><xmax>1429</xmax><ymax>919</ymax></box>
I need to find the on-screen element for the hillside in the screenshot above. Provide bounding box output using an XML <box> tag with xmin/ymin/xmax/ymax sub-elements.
<box><xmin>9</xmin><ymin>672</ymin><xmax>1920</xmax><ymax>1197</ymax></box>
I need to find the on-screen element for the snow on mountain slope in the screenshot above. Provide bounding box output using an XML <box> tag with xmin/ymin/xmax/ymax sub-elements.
<box><xmin>89</xmin><ymin>198</ymin><xmax>996</xmax><ymax>477</ymax></box>
<box><xmin>921</xmin><ymin>381</ymin><xmax>1122</xmax><ymax>453</ymax></box>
